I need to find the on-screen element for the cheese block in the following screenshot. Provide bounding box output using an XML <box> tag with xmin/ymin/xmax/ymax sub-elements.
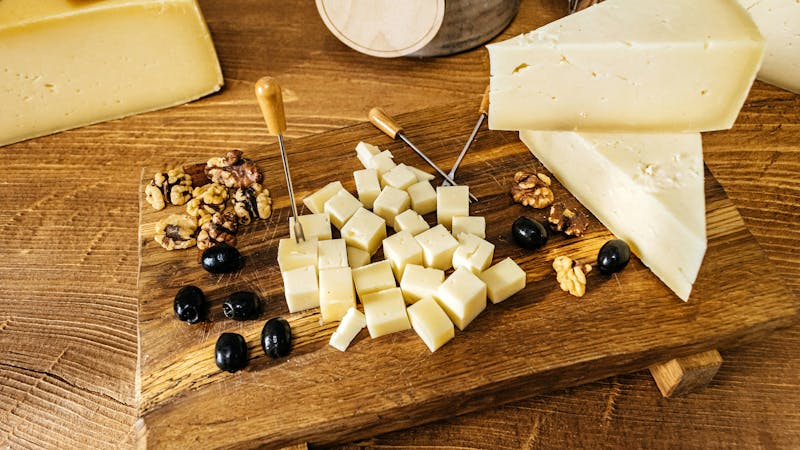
<box><xmin>329</xmin><ymin>307</ymin><xmax>367</xmax><ymax>352</ymax></box>
<box><xmin>361</xmin><ymin>288</ymin><xmax>412</xmax><ymax>338</ymax></box>
<box><xmin>353</xmin><ymin>169</ymin><xmax>381</xmax><ymax>209</ymax></box>
<box><xmin>487</xmin><ymin>0</ymin><xmax>765</xmax><ymax>133</ymax></box>
<box><xmin>382</xmin><ymin>230</ymin><xmax>423</xmax><ymax>280</ymax></box>
<box><xmin>415</xmin><ymin>225</ymin><xmax>459</xmax><ymax>270</ymax></box>
<box><xmin>289</xmin><ymin>214</ymin><xmax>332</xmax><ymax>241</ymax></box>
<box><xmin>478</xmin><ymin>258</ymin><xmax>527</xmax><ymax>304</ymax></box>
<box><xmin>381</xmin><ymin>165</ymin><xmax>417</xmax><ymax>190</ymax></box>
<box><xmin>393</xmin><ymin>209</ymin><xmax>430</xmax><ymax>236</ymax></box>
<box><xmin>736</xmin><ymin>0</ymin><xmax>800</xmax><ymax>93</ymax></box>
<box><xmin>373</xmin><ymin>186</ymin><xmax>410</xmax><ymax>229</ymax></box>
<box><xmin>436</xmin><ymin>186</ymin><xmax>469</xmax><ymax>229</ymax></box>
<box><xmin>277</xmin><ymin>237</ymin><xmax>319</xmax><ymax>272</ymax></box>
<box><xmin>400</xmin><ymin>264</ymin><xmax>444</xmax><ymax>304</ymax></box>
<box><xmin>356</xmin><ymin>142</ymin><xmax>381</xmax><ymax>168</ymax></box>
<box><xmin>407</xmin><ymin>297</ymin><xmax>455</xmax><ymax>352</ymax></box>
<box><xmin>282</xmin><ymin>265</ymin><xmax>320</xmax><ymax>313</ymax></box>
<box><xmin>318</xmin><ymin>239</ymin><xmax>348</xmax><ymax>270</ymax></box>
<box><xmin>0</xmin><ymin>0</ymin><xmax>223</xmax><ymax>147</ymax></box>
<box><xmin>519</xmin><ymin>130</ymin><xmax>707</xmax><ymax>301</ymax></box>
<box><xmin>351</xmin><ymin>260</ymin><xmax>396</xmax><ymax>299</ymax></box>
<box><xmin>435</xmin><ymin>267</ymin><xmax>487</xmax><ymax>331</ymax></box>
<box><xmin>324</xmin><ymin>189</ymin><xmax>363</xmax><ymax>230</ymax></box>
<box><xmin>319</xmin><ymin>267</ymin><xmax>356</xmax><ymax>323</ymax></box>
<box><xmin>346</xmin><ymin>246</ymin><xmax>371</xmax><ymax>269</ymax></box>
<box><xmin>340</xmin><ymin>207</ymin><xmax>386</xmax><ymax>255</ymax></box>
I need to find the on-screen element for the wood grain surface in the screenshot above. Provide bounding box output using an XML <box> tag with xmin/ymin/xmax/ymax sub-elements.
<box><xmin>136</xmin><ymin>103</ymin><xmax>796</xmax><ymax>448</ymax></box>
<box><xmin>1</xmin><ymin>0</ymin><xmax>799</xmax><ymax>448</ymax></box>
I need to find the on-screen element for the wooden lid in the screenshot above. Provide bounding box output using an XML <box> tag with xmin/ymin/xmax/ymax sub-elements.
<box><xmin>316</xmin><ymin>0</ymin><xmax>445</xmax><ymax>58</ymax></box>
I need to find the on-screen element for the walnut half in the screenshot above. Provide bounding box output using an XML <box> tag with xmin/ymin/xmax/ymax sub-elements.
<box><xmin>233</xmin><ymin>183</ymin><xmax>272</xmax><ymax>225</ymax></box>
<box><xmin>511</xmin><ymin>170</ymin><xmax>554</xmax><ymax>209</ymax></box>
<box><xmin>197</xmin><ymin>211</ymin><xmax>239</xmax><ymax>250</ymax></box>
<box><xmin>205</xmin><ymin>150</ymin><xmax>263</xmax><ymax>189</ymax></box>
<box><xmin>548</xmin><ymin>203</ymin><xmax>589</xmax><ymax>237</ymax></box>
<box><xmin>145</xmin><ymin>169</ymin><xmax>193</xmax><ymax>211</ymax></box>
<box><xmin>154</xmin><ymin>214</ymin><xmax>198</xmax><ymax>250</ymax></box>
<box><xmin>553</xmin><ymin>255</ymin><xmax>592</xmax><ymax>297</ymax></box>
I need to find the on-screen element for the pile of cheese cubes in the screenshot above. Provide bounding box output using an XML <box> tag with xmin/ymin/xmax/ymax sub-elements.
<box><xmin>277</xmin><ymin>142</ymin><xmax>527</xmax><ymax>353</ymax></box>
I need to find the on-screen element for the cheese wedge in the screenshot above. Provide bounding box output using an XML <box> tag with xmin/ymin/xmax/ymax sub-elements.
<box><xmin>488</xmin><ymin>0</ymin><xmax>764</xmax><ymax>133</ymax></box>
<box><xmin>736</xmin><ymin>0</ymin><xmax>800</xmax><ymax>93</ymax></box>
<box><xmin>0</xmin><ymin>0</ymin><xmax>223</xmax><ymax>146</ymax></box>
<box><xmin>519</xmin><ymin>131</ymin><xmax>706</xmax><ymax>301</ymax></box>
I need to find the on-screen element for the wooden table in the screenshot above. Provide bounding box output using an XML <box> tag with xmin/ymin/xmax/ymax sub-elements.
<box><xmin>1</xmin><ymin>0</ymin><xmax>798</xmax><ymax>447</ymax></box>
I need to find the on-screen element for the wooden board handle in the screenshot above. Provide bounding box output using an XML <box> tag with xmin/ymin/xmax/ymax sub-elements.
<box><xmin>368</xmin><ymin>107</ymin><xmax>403</xmax><ymax>139</ymax></box>
<box><xmin>479</xmin><ymin>85</ymin><xmax>490</xmax><ymax>115</ymax></box>
<box><xmin>255</xmin><ymin>77</ymin><xmax>287</xmax><ymax>135</ymax></box>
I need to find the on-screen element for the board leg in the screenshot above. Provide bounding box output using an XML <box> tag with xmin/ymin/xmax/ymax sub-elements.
<box><xmin>649</xmin><ymin>349</ymin><xmax>723</xmax><ymax>398</ymax></box>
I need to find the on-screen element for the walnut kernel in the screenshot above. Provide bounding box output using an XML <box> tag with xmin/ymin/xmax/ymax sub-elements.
<box><xmin>186</xmin><ymin>183</ymin><xmax>228</xmax><ymax>226</ymax></box>
<box><xmin>548</xmin><ymin>203</ymin><xmax>589</xmax><ymax>237</ymax></box>
<box><xmin>553</xmin><ymin>255</ymin><xmax>592</xmax><ymax>297</ymax></box>
<box><xmin>233</xmin><ymin>183</ymin><xmax>272</xmax><ymax>225</ymax></box>
<box><xmin>154</xmin><ymin>214</ymin><xmax>198</xmax><ymax>250</ymax></box>
<box><xmin>197</xmin><ymin>211</ymin><xmax>239</xmax><ymax>250</ymax></box>
<box><xmin>205</xmin><ymin>150</ymin><xmax>263</xmax><ymax>189</ymax></box>
<box><xmin>511</xmin><ymin>170</ymin><xmax>554</xmax><ymax>209</ymax></box>
<box><xmin>145</xmin><ymin>169</ymin><xmax>192</xmax><ymax>210</ymax></box>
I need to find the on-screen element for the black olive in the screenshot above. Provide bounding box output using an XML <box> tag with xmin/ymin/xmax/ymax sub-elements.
<box><xmin>173</xmin><ymin>285</ymin><xmax>206</xmax><ymax>324</ymax></box>
<box><xmin>223</xmin><ymin>291</ymin><xmax>261</xmax><ymax>320</ymax></box>
<box><xmin>261</xmin><ymin>317</ymin><xmax>292</xmax><ymax>359</ymax></box>
<box><xmin>511</xmin><ymin>216</ymin><xmax>548</xmax><ymax>250</ymax></box>
<box><xmin>201</xmin><ymin>243</ymin><xmax>242</xmax><ymax>274</ymax></box>
<box><xmin>214</xmin><ymin>332</ymin><xmax>248</xmax><ymax>373</ymax></box>
<box><xmin>597</xmin><ymin>239</ymin><xmax>631</xmax><ymax>275</ymax></box>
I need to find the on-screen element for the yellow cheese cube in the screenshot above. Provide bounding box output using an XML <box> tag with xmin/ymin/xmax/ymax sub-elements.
<box><xmin>289</xmin><ymin>213</ymin><xmax>332</xmax><ymax>240</ymax></box>
<box><xmin>478</xmin><ymin>257</ymin><xmax>527</xmax><ymax>304</ymax></box>
<box><xmin>373</xmin><ymin>186</ymin><xmax>410</xmax><ymax>229</ymax></box>
<box><xmin>437</xmin><ymin>186</ymin><xmax>470</xmax><ymax>229</ymax></box>
<box><xmin>381</xmin><ymin>164</ymin><xmax>417</xmax><ymax>190</ymax></box>
<box><xmin>0</xmin><ymin>0</ymin><xmax>223</xmax><ymax>147</ymax></box>
<box><xmin>435</xmin><ymin>267</ymin><xmax>487</xmax><ymax>330</ymax></box>
<box><xmin>452</xmin><ymin>216</ymin><xmax>486</xmax><ymax>239</ymax></box>
<box><xmin>318</xmin><ymin>239</ymin><xmax>348</xmax><ymax>270</ymax></box>
<box><xmin>407</xmin><ymin>296</ymin><xmax>455</xmax><ymax>352</ymax></box>
<box><xmin>382</xmin><ymin>230</ymin><xmax>423</xmax><ymax>280</ymax></box>
<box><xmin>404</xmin><ymin>165</ymin><xmax>436</xmax><ymax>182</ymax></box>
<box><xmin>329</xmin><ymin>307</ymin><xmax>367</xmax><ymax>351</ymax></box>
<box><xmin>362</xmin><ymin>288</ymin><xmax>411</xmax><ymax>338</ymax></box>
<box><xmin>407</xmin><ymin>180</ymin><xmax>437</xmax><ymax>215</ymax></box>
<box><xmin>366</xmin><ymin>150</ymin><xmax>397</xmax><ymax>176</ymax></box>
<box><xmin>351</xmin><ymin>260</ymin><xmax>396</xmax><ymax>300</ymax></box>
<box><xmin>324</xmin><ymin>189</ymin><xmax>363</xmax><ymax>230</ymax></box>
<box><xmin>415</xmin><ymin>225</ymin><xmax>459</xmax><ymax>270</ymax></box>
<box><xmin>353</xmin><ymin>169</ymin><xmax>381</xmax><ymax>209</ymax></box>
<box><xmin>400</xmin><ymin>264</ymin><xmax>444</xmax><ymax>304</ymax></box>
<box><xmin>319</xmin><ymin>267</ymin><xmax>356</xmax><ymax>323</ymax></box>
<box><xmin>303</xmin><ymin>181</ymin><xmax>344</xmax><ymax>214</ymax></box>
<box><xmin>340</xmin><ymin>207</ymin><xmax>386</xmax><ymax>255</ymax></box>
<box><xmin>393</xmin><ymin>209</ymin><xmax>430</xmax><ymax>236</ymax></box>
<box><xmin>346</xmin><ymin>246</ymin><xmax>371</xmax><ymax>269</ymax></box>
<box><xmin>452</xmin><ymin>233</ymin><xmax>495</xmax><ymax>274</ymax></box>
<box><xmin>356</xmin><ymin>141</ymin><xmax>381</xmax><ymax>168</ymax></box>
<box><xmin>277</xmin><ymin>236</ymin><xmax>318</xmax><ymax>272</ymax></box>
<box><xmin>282</xmin><ymin>265</ymin><xmax>320</xmax><ymax>313</ymax></box>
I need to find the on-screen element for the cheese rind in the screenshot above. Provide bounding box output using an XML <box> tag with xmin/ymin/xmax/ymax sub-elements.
<box><xmin>0</xmin><ymin>0</ymin><xmax>223</xmax><ymax>146</ymax></box>
<box><xmin>478</xmin><ymin>258</ymin><xmax>527</xmax><ymax>304</ymax></box>
<box><xmin>407</xmin><ymin>297</ymin><xmax>455</xmax><ymax>352</ymax></box>
<box><xmin>319</xmin><ymin>267</ymin><xmax>356</xmax><ymax>323</ymax></box>
<box><xmin>329</xmin><ymin>307</ymin><xmax>366</xmax><ymax>352</ymax></box>
<box><xmin>362</xmin><ymin>288</ymin><xmax>412</xmax><ymax>338</ymax></box>
<box><xmin>519</xmin><ymin>130</ymin><xmax>707</xmax><ymax>301</ymax></box>
<box><xmin>282</xmin><ymin>265</ymin><xmax>320</xmax><ymax>313</ymax></box>
<box><xmin>435</xmin><ymin>267</ymin><xmax>487</xmax><ymax>330</ymax></box>
<box><xmin>487</xmin><ymin>0</ymin><xmax>765</xmax><ymax>133</ymax></box>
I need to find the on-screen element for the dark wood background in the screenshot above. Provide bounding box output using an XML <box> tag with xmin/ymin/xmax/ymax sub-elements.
<box><xmin>1</xmin><ymin>0</ymin><xmax>798</xmax><ymax>448</ymax></box>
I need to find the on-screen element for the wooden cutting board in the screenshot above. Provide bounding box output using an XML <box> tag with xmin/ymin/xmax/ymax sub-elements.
<box><xmin>136</xmin><ymin>101</ymin><xmax>797</xmax><ymax>448</ymax></box>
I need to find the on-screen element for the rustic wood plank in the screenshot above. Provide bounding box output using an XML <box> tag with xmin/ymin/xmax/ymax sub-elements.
<box><xmin>650</xmin><ymin>350</ymin><xmax>724</xmax><ymax>398</ymax></box>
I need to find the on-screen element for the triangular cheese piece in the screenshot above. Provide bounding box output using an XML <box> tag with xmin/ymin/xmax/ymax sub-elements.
<box><xmin>488</xmin><ymin>0</ymin><xmax>764</xmax><ymax>133</ymax></box>
<box><xmin>519</xmin><ymin>131</ymin><xmax>706</xmax><ymax>301</ymax></box>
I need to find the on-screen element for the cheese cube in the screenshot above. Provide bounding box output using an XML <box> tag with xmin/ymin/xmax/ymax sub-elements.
<box><xmin>356</xmin><ymin>141</ymin><xmax>381</xmax><ymax>168</ymax></box>
<box><xmin>277</xmin><ymin>236</ymin><xmax>318</xmax><ymax>272</ymax></box>
<box><xmin>324</xmin><ymin>189</ymin><xmax>363</xmax><ymax>229</ymax></box>
<box><xmin>400</xmin><ymin>264</ymin><xmax>444</xmax><ymax>304</ymax></box>
<box><xmin>478</xmin><ymin>258</ymin><xmax>527</xmax><ymax>304</ymax></box>
<box><xmin>373</xmin><ymin>186</ymin><xmax>410</xmax><ymax>229</ymax></box>
<box><xmin>382</xmin><ymin>231</ymin><xmax>424</xmax><ymax>280</ymax></box>
<box><xmin>452</xmin><ymin>233</ymin><xmax>495</xmax><ymax>274</ymax></box>
<box><xmin>415</xmin><ymin>225</ymin><xmax>459</xmax><ymax>270</ymax></box>
<box><xmin>487</xmin><ymin>0</ymin><xmax>765</xmax><ymax>132</ymax></box>
<box><xmin>381</xmin><ymin>164</ymin><xmax>417</xmax><ymax>190</ymax></box>
<box><xmin>353</xmin><ymin>169</ymin><xmax>381</xmax><ymax>209</ymax></box>
<box><xmin>366</xmin><ymin>150</ymin><xmax>397</xmax><ymax>176</ymax></box>
<box><xmin>318</xmin><ymin>239</ymin><xmax>348</xmax><ymax>270</ymax></box>
<box><xmin>319</xmin><ymin>267</ymin><xmax>357</xmax><ymax>323</ymax></box>
<box><xmin>407</xmin><ymin>297</ymin><xmax>455</xmax><ymax>352</ymax></box>
<box><xmin>346</xmin><ymin>246</ymin><xmax>371</xmax><ymax>269</ymax></box>
<box><xmin>393</xmin><ymin>209</ymin><xmax>430</xmax><ymax>236</ymax></box>
<box><xmin>0</xmin><ymin>0</ymin><xmax>223</xmax><ymax>147</ymax></box>
<box><xmin>437</xmin><ymin>186</ymin><xmax>470</xmax><ymax>229</ymax></box>
<box><xmin>351</xmin><ymin>260</ymin><xmax>396</xmax><ymax>299</ymax></box>
<box><xmin>340</xmin><ymin>207</ymin><xmax>386</xmax><ymax>255</ymax></box>
<box><xmin>407</xmin><ymin>180</ymin><xmax>437</xmax><ymax>215</ymax></box>
<box><xmin>452</xmin><ymin>216</ymin><xmax>486</xmax><ymax>239</ymax></box>
<box><xmin>361</xmin><ymin>288</ymin><xmax>411</xmax><ymax>338</ymax></box>
<box><xmin>405</xmin><ymin>165</ymin><xmax>436</xmax><ymax>182</ymax></box>
<box><xmin>289</xmin><ymin>213</ymin><xmax>332</xmax><ymax>240</ymax></box>
<box><xmin>329</xmin><ymin>307</ymin><xmax>367</xmax><ymax>352</ymax></box>
<box><xmin>282</xmin><ymin>266</ymin><xmax>320</xmax><ymax>313</ymax></box>
<box><xmin>303</xmin><ymin>181</ymin><xmax>344</xmax><ymax>214</ymax></box>
<box><xmin>435</xmin><ymin>267</ymin><xmax>487</xmax><ymax>330</ymax></box>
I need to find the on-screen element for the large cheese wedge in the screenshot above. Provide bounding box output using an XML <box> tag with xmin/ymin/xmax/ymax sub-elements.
<box><xmin>736</xmin><ymin>0</ymin><xmax>800</xmax><ymax>94</ymax></box>
<box><xmin>0</xmin><ymin>0</ymin><xmax>223</xmax><ymax>147</ymax></box>
<box><xmin>488</xmin><ymin>0</ymin><xmax>764</xmax><ymax>133</ymax></box>
<box><xmin>519</xmin><ymin>131</ymin><xmax>706</xmax><ymax>301</ymax></box>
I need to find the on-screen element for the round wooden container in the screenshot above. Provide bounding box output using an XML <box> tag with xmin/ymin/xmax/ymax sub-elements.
<box><xmin>315</xmin><ymin>0</ymin><xmax>519</xmax><ymax>58</ymax></box>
